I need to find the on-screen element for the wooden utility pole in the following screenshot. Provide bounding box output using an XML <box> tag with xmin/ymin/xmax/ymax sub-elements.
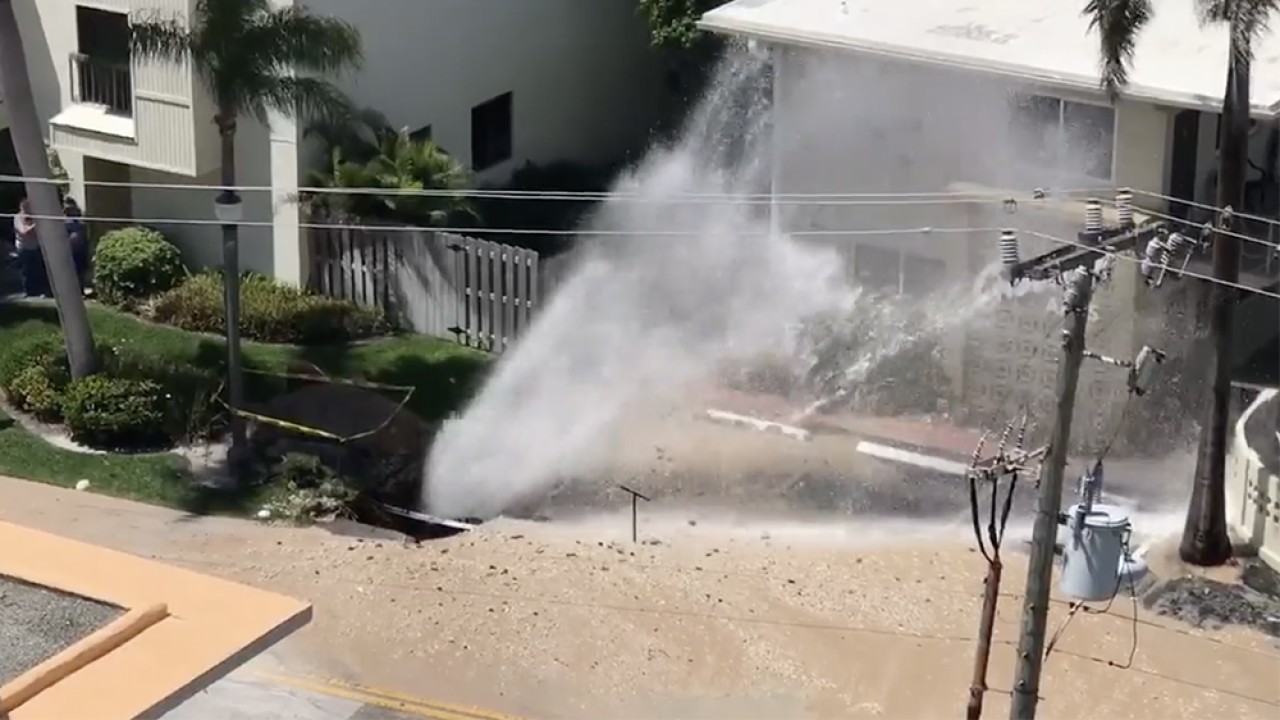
<box><xmin>1009</xmin><ymin>267</ymin><xmax>1094</xmax><ymax>720</ymax></box>
<box><xmin>966</xmin><ymin>557</ymin><xmax>1002</xmax><ymax>720</ymax></box>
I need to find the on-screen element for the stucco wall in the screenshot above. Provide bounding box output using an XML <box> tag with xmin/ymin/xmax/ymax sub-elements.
<box><xmin>771</xmin><ymin>46</ymin><xmax>1160</xmax><ymax>449</ymax></box>
<box><xmin>24</xmin><ymin>0</ymin><xmax>214</xmax><ymax>176</ymax></box>
<box><xmin>299</xmin><ymin>0</ymin><xmax>668</xmax><ymax>183</ymax></box>
<box><xmin>127</xmin><ymin>115</ymin><xmax>280</xmax><ymax>278</ymax></box>
<box><xmin>1225</xmin><ymin>389</ymin><xmax>1280</xmax><ymax>572</ymax></box>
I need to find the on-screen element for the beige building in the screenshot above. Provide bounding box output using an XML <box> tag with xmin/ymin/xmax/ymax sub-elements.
<box><xmin>9</xmin><ymin>0</ymin><xmax>667</xmax><ymax>284</ymax></box>
<box><xmin>702</xmin><ymin>0</ymin><xmax>1280</xmax><ymax>450</ymax></box>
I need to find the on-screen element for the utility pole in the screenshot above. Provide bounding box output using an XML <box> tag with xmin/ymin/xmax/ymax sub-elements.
<box><xmin>1009</xmin><ymin>266</ymin><xmax>1094</xmax><ymax>720</ymax></box>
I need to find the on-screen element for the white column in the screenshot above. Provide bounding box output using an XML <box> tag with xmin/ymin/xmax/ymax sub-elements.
<box><xmin>268</xmin><ymin>109</ymin><xmax>303</xmax><ymax>287</ymax></box>
<box><xmin>769</xmin><ymin>44</ymin><xmax>782</xmax><ymax>238</ymax></box>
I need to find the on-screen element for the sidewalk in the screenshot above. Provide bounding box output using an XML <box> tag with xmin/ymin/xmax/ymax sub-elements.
<box><xmin>1</xmin><ymin>474</ymin><xmax>1276</xmax><ymax>719</ymax></box>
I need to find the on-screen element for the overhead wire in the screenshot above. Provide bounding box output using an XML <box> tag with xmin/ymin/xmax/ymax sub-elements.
<box><xmin>1131</xmin><ymin>186</ymin><xmax>1280</xmax><ymax>232</ymax></box>
<box><xmin>0</xmin><ymin>173</ymin><xmax>1109</xmax><ymax>201</ymax></box>
<box><xmin>1094</xmin><ymin>196</ymin><xmax>1280</xmax><ymax>252</ymax></box>
<box><xmin>1021</xmin><ymin>229</ymin><xmax>1280</xmax><ymax>300</ymax></box>
<box><xmin>5</xmin><ymin>209</ymin><xmax>1277</xmax><ymax>298</ymax></box>
<box><xmin>5</xmin><ymin>212</ymin><xmax>1006</xmax><ymax>238</ymax></box>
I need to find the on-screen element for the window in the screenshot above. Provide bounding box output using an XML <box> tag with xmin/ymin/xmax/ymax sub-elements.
<box><xmin>853</xmin><ymin>245</ymin><xmax>902</xmax><ymax>294</ymax></box>
<box><xmin>470</xmin><ymin>92</ymin><xmax>512</xmax><ymax>171</ymax></box>
<box><xmin>1011</xmin><ymin>94</ymin><xmax>1115</xmax><ymax>181</ymax></box>
<box><xmin>852</xmin><ymin>245</ymin><xmax>948</xmax><ymax>297</ymax></box>
<box><xmin>73</xmin><ymin>6</ymin><xmax>132</xmax><ymax>116</ymax></box>
<box><xmin>902</xmin><ymin>254</ymin><xmax>947</xmax><ymax>296</ymax></box>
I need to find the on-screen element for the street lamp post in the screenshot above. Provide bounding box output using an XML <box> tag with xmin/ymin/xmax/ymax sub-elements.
<box><xmin>214</xmin><ymin>189</ymin><xmax>246</xmax><ymax>477</ymax></box>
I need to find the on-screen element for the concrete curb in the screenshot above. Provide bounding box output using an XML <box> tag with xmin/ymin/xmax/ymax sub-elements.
<box><xmin>0</xmin><ymin>603</ymin><xmax>169</xmax><ymax>713</ymax></box>
<box><xmin>703</xmin><ymin>409</ymin><xmax>812</xmax><ymax>442</ymax></box>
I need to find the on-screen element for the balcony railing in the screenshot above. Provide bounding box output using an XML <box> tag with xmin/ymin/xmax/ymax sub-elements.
<box><xmin>69</xmin><ymin>53</ymin><xmax>133</xmax><ymax>117</ymax></box>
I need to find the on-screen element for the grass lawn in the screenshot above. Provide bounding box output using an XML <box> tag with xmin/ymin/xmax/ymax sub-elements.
<box><xmin>0</xmin><ymin>300</ymin><xmax>490</xmax><ymax>513</ymax></box>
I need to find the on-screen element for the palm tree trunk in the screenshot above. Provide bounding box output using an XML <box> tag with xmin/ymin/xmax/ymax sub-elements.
<box><xmin>1179</xmin><ymin>39</ymin><xmax>1246</xmax><ymax>566</ymax></box>
<box><xmin>218</xmin><ymin>114</ymin><xmax>247</xmax><ymax>477</ymax></box>
<box><xmin>0</xmin><ymin>0</ymin><xmax>97</xmax><ymax>378</ymax></box>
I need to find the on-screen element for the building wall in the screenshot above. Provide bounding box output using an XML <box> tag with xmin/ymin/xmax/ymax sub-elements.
<box><xmin>299</xmin><ymin>0</ymin><xmax>668</xmax><ymax>183</ymax></box>
<box><xmin>1226</xmin><ymin>390</ymin><xmax>1280</xmax><ymax>573</ymax></box>
<box><xmin>772</xmin><ymin>46</ymin><xmax>1156</xmax><ymax>448</ymax></box>
<box><xmin>23</xmin><ymin>0</ymin><xmax>215</xmax><ymax>177</ymax></box>
<box><xmin>128</xmin><ymin>113</ymin><xmax>282</xmax><ymax>278</ymax></box>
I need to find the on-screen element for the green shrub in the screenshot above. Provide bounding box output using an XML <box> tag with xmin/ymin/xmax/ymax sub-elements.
<box><xmin>62</xmin><ymin>375</ymin><xmax>170</xmax><ymax>450</ymax></box>
<box><xmin>0</xmin><ymin>332</ymin><xmax>69</xmax><ymax>399</ymax></box>
<box><xmin>151</xmin><ymin>272</ymin><xmax>385</xmax><ymax>345</ymax></box>
<box><xmin>93</xmin><ymin>226</ymin><xmax>186</xmax><ymax>305</ymax></box>
<box><xmin>265</xmin><ymin>453</ymin><xmax>360</xmax><ymax>524</ymax></box>
<box><xmin>103</xmin><ymin>349</ymin><xmax>222</xmax><ymax>439</ymax></box>
<box><xmin>8</xmin><ymin>365</ymin><xmax>65</xmax><ymax>422</ymax></box>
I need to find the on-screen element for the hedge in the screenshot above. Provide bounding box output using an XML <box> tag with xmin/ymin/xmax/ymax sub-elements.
<box><xmin>150</xmin><ymin>272</ymin><xmax>385</xmax><ymax>345</ymax></box>
<box><xmin>61</xmin><ymin>375</ymin><xmax>170</xmax><ymax>450</ymax></box>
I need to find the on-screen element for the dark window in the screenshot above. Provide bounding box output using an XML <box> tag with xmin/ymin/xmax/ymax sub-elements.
<box><xmin>853</xmin><ymin>245</ymin><xmax>902</xmax><ymax>295</ymax></box>
<box><xmin>902</xmin><ymin>254</ymin><xmax>947</xmax><ymax>297</ymax></box>
<box><xmin>1063</xmin><ymin>101</ymin><xmax>1115</xmax><ymax>180</ymax></box>
<box><xmin>471</xmin><ymin>92</ymin><xmax>512</xmax><ymax>171</ymax></box>
<box><xmin>73</xmin><ymin>6</ymin><xmax>132</xmax><ymax>115</ymax></box>
<box><xmin>76</xmin><ymin>6</ymin><xmax>130</xmax><ymax>62</ymax></box>
<box><xmin>1011</xmin><ymin>94</ymin><xmax>1115</xmax><ymax>181</ymax></box>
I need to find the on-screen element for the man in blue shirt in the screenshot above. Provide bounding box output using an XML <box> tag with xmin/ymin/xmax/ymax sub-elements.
<box><xmin>62</xmin><ymin>196</ymin><xmax>90</xmax><ymax>295</ymax></box>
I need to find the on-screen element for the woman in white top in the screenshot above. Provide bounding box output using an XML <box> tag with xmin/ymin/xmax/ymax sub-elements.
<box><xmin>14</xmin><ymin>198</ymin><xmax>49</xmax><ymax>297</ymax></box>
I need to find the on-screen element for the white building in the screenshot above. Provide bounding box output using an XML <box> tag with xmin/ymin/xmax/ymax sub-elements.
<box><xmin>11</xmin><ymin>0</ymin><xmax>668</xmax><ymax>284</ymax></box>
<box><xmin>701</xmin><ymin>0</ymin><xmax>1280</xmax><ymax>445</ymax></box>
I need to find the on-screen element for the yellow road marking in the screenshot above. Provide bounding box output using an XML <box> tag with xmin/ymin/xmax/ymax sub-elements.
<box><xmin>253</xmin><ymin>671</ymin><xmax>525</xmax><ymax>720</ymax></box>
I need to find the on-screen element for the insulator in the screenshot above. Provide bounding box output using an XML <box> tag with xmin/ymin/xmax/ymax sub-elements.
<box><xmin>1032</xmin><ymin>187</ymin><xmax>1046</xmax><ymax>200</ymax></box>
<box><xmin>1062</xmin><ymin>267</ymin><xmax>1087</xmax><ymax>310</ymax></box>
<box><xmin>1115</xmin><ymin>188</ymin><xmax>1134</xmax><ymax>227</ymax></box>
<box><xmin>1165</xmin><ymin>231</ymin><xmax>1195</xmax><ymax>256</ymax></box>
<box><xmin>1084</xmin><ymin>198</ymin><xmax>1103</xmax><ymax>233</ymax></box>
<box><xmin>1130</xmin><ymin>345</ymin><xmax>1166</xmax><ymax>396</ymax></box>
<box><xmin>1079</xmin><ymin>460</ymin><xmax>1104</xmax><ymax>507</ymax></box>
<box><xmin>999</xmin><ymin>229</ymin><xmax>1020</xmax><ymax>282</ymax></box>
<box><xmin>1140</xmin><ymin>238</ymin><xmax>1164</xmax><ymax>283</ymax></box>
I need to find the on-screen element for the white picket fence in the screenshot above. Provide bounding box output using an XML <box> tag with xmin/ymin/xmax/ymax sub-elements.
<box><xmin>307</xmin><ymin>219</ymin><xmax>564</xmax><ymax>353</ymax></box>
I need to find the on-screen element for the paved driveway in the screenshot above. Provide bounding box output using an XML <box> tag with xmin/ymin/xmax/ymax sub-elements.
<box><xmin>161</xmin><ymin>666</ymin><xmax>519</xmax><ymax>720</ymax></box>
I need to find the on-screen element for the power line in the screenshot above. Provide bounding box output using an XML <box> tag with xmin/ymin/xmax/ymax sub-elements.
<box><xmin>10</xmin><ymin>212</ymin><xmax>1003</xmax><ymax>237</ymax></box>
<box><xmin>1094</xmin><ymin>197</ymin><xmax>1280</xmax><ymax>252</ymax></box>
<box><xmin>0</xmin><ymin>173</ymin><xmax>1105</xmax><ymax>203</ymax></box>
<box><xmin>9</xmin><ymin>207</ymin><xmax>1278</xmax><ymax>298</ymax></box>
<box><xmin>1131</xmin><ymin>187</ymin><xmax>1280</xmax><ymax>232</ymax></box>
<box><xmin>1021</xmin><ymin>230</ymin><xmax>1280</xmax><ymax>300</ymax></box>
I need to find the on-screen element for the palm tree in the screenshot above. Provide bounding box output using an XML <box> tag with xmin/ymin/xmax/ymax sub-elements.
<box><xmin>1083</xmin><ymin>0</ymin><xmax>1269</xmax><ymax>565</ymax></box>
<box><xmin>306</xmin><ymin>118</ymin><xmax>474</xmax><ymax>226</ymax></box>
<box><xmin>129</xmin><ymin>0</ymin><xmax>361</xmax><ymax>469</ymax></box>
<box><xmin>0</xmin><ymin>0</ymin><xmax>99</xmax><ymax>378</ymax></box>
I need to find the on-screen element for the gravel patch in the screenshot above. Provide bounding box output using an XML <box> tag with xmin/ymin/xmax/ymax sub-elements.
<box><xmin>1142</xmin><ymin>566</ymin><xmax>1280</xmax><ymax>640</ymax></box>
<box><xmin>0</xmin><ymin>575</ymin><xmax>124</xmax><ymax>684</ymax></box>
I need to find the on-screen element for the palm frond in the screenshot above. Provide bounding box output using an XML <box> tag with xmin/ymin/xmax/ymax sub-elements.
<box><xmin>259</xmin><ymin>75</ymin><xmax>353</xmax><ymax>125</ymax></box>
<box><xmin>1197</xmin><ymin>0</ymin><xmax>1280</xmax><ymax>66</ymax></box>
<box><xmin>248</xmin><ymin>6</ymin><xmax>363</xmax><ymax>74</ymax></box>
<box><xmin>1083</xmin><ymin>0</ymin><xmax>1153</xmax><ymax>99</ymax></box>
<box><xmin>129</xmin><ymin>13</ymin><xmax>194</xmax><ymax>63</ymax></box>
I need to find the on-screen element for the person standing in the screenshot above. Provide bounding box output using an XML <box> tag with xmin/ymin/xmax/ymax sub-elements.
<box><xmin>13</xmin><ymin>197</ymin><xmax>48</xmax><ymax>297</ymax></box>
<box><xmin>62</xmin><ymin>196</ymin><xmax>89</xmax><ymax>295</ymax></box>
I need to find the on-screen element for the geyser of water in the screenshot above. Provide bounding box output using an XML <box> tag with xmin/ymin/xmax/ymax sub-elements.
<box><xmin>425</xmin><ymin>52</ymin><xmax>856</xmax><ymax>518</ymax></box>
<box><xmin>423</xmin><ymin>51</ymin><xmax>1050</xmax><ymax>520</ymax></box>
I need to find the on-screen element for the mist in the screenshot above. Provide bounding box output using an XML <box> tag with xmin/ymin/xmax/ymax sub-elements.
<box><xmin>423</xmin><ymin>45</ymin><xmax>1159</xmax><ymax>521</ymax></box>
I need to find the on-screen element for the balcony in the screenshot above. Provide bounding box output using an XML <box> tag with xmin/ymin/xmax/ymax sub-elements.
<box><xmin>69</xmin><ymin>53</ymin><xmax>133</xmax><ymax>117</ymax></box>
<box><xmin>49</xmin><ymin>1</ymin><xmax>212</xmax><ymax>176</ymax></box>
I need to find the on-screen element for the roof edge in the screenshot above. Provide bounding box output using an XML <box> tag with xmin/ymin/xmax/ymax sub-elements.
<box><xmin>698</xmin><ymin>14</ymin><xmax>1280</xmax><ymax>119</ymax></box>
